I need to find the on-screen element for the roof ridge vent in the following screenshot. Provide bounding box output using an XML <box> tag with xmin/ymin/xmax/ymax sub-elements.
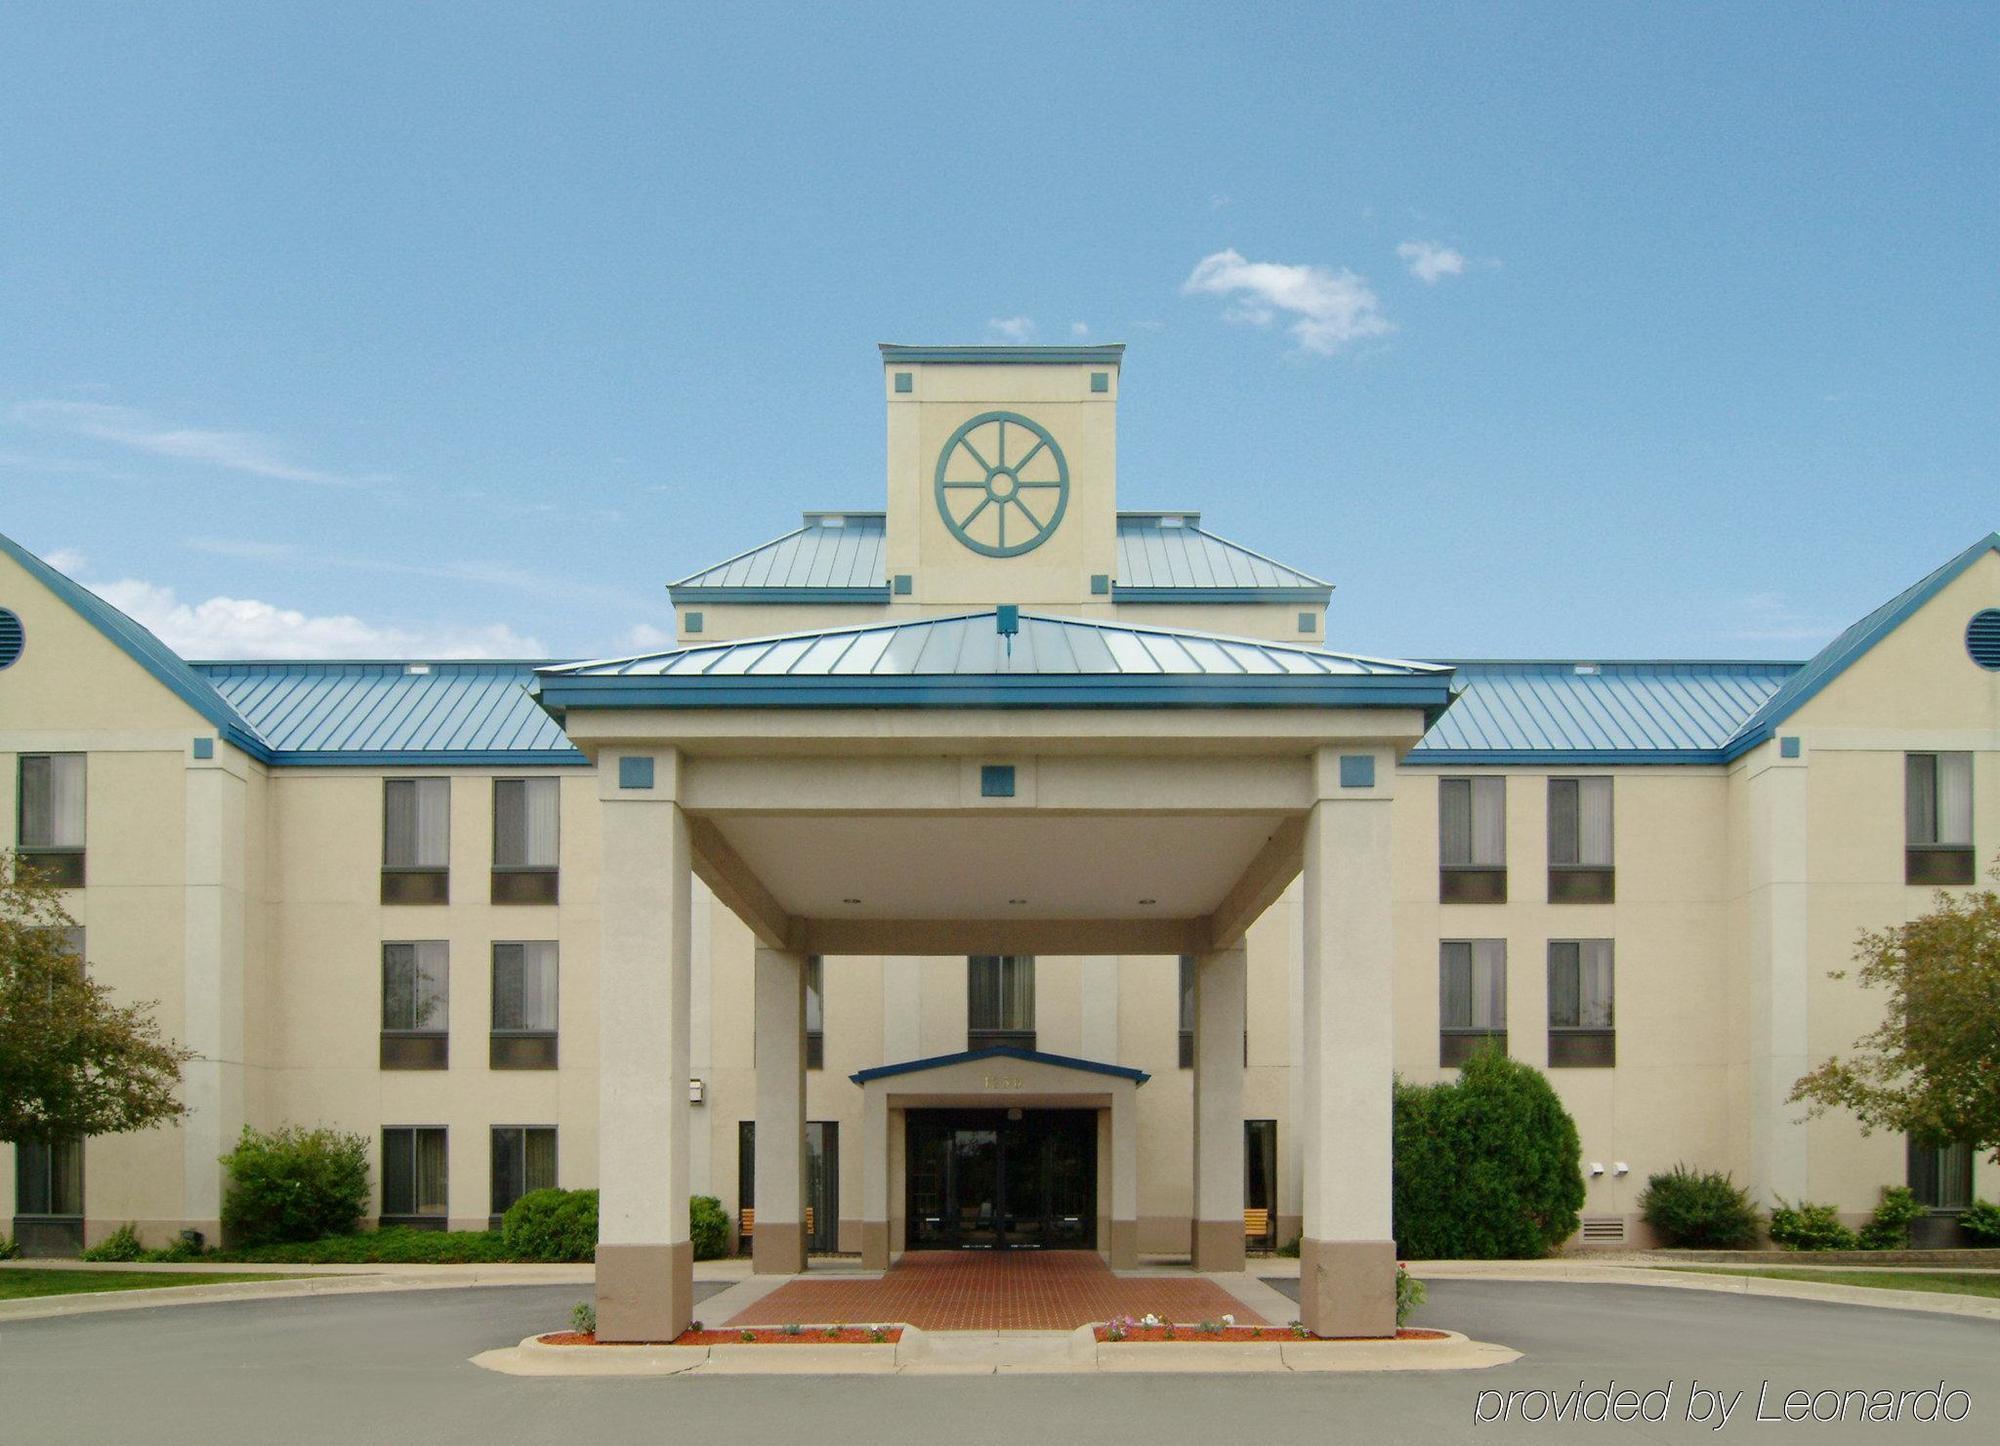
<box><xmin>1573</xmin><ymin>663</ymin><xmax>1600</xmax><ymax>676</ymax></box>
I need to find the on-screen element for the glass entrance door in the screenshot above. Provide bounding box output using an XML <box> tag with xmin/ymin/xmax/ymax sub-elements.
<box><xmin>906</xmin><ymin>1109</ymin><xmax>1096</xmax><ymax>1250</ymax></box>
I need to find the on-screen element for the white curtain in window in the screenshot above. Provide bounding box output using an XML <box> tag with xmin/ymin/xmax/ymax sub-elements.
<box><xmin>524</xmin><ymin>1128</ymin><xmax>557</xmax><ymax>1193</ymax></box>
<box><xmin>1576</xmin><ymin>940</ymin><xmax>1614</xmax><ymax>1028</ymax></box>
<box><xmin>492</xmin><ymin>942</ymin><xmax>556</xmax><ymax>1031</ymax></box>
<box><xmin>523</xmin><ymin>778</ymin><xmax>558</xmax><ymax>866</ymax></box>
<box><xmin>805</xmin><ymin>956</ymin><xmax>824</xmax><ymax>1034</ymax></box>
<box><xmin>1935</xmin><ymin>753</ymin><xmax>1973</xmax><ymax>846</ymax></box>
<box><xmin>1472</xmin><ymin>938</ymin><xmax>1507</xmax><ymax>1029</ymax></box>
<box><xmin>385</xmin><ymin>778</ymin><xmax>449</xmax><ymax>866</ymax></box>
<box><xmin>1576</xmin><ymin>778</ymin><xmax>1614</xmax><ymax>866</ymax></box>
<box><xmin>46</xmin><ymin>754</ymin><xmax>85</xmax><ymax>847</ymax></box>
<box><xmin>1471</xmin><ymin>778</ymin><xmax>1505</xmax><ymax>865</ymax></box>
<box><xmin>414</xmin><ymin>1129</ymin><xmax>448</xmax><ymax>1214</ymax></box>
<box><xmin>1440</xmin><ymin>943</ymin><xmax>1473</xmax><ymax>1028</ymax></box>
<box><xmin>494</xmin><ymin>779</ymin><xmax>559</xmax><ymax>868</ymax></box>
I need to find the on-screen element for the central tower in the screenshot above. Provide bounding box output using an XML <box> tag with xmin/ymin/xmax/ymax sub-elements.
<box><xmin>880</xmin><ymin>343</ymin><xmax>1122</xmax><ymax>610</ymax></box>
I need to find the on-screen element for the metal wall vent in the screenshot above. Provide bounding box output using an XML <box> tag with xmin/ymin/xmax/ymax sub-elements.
<box><xmin>1968</xmin><ymin>609</ymin><xmax>2000</xmax><ymax>671</ymax></box>
<box><xmin>0</xmin><ymin>608</ymin><xmax>23</xmax><ymax>669</ymax></box>
<box><xmin>1579</xmin><ymin>1216</ymin><xmax>1627</xmax><ymax>1243</ymax></box>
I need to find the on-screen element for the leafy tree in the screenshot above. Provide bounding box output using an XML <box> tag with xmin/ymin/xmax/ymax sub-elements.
<box><xmin>1393</xmin><ymin>1047</ymin><xmax>1586</xmax><ymax>1258</ymax></box>
<box><xmin>0</xmin><ymin>852</ymin><xmax>195</xmax><ymax>1145</ymax></box>
<box><xmin>220</xmin><ymin>1125</ymin><xmax>371</xmax><ymax>1246</ymax></box>
<box><xmin>1790</xmin><ymin>861</ymin><xmax>2000</xmax><ymax>1167</ymax></box>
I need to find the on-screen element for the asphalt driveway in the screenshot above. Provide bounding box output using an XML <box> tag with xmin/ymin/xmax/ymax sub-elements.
<box><xmin>0</xmin><ymin>1278</ymin><xmax>1993</xmax><ymax>1444</ymax></box>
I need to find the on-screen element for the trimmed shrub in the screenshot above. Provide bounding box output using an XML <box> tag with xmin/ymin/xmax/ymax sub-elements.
<box><xmin>690</xmin><ymin>1195</ymin><xmax>729</xmax><ymax>1262</ymax></box>
<box><xmin>220</xmin><ymin>1125</ymin><xmax>370</xmax><ymax>1247</ymax></box>
<box><xmin>213</xmin><ymin>1226</ymin><xmax>514</xmax><ymax>1265</ymax></box>
<box><xmin>1857</xmin><ymin>1186</ymin><xmax>1925</xmax><ymax>1251</ymax></box>
<box><xmin>81</xmin><ymin>1222</ymin><xmax>146</xmax><ymax>1262</ymax></box>
<box><xmin>1395</xmin><ymin>1265</ymin><xmax>1426</xmax><ymax>1326</ymax></box>
<box><xmin>0</xmin><ymin>1233</ymin><xmax>20</xmax><ymax>1260</ymax></box>
<box><xmin>1960</xmin><ymin>1199</ymin><xmax>2000</xmax><ymax>1245</ymax></box>
<box><xmin>1767</xmin><ymin>1199</ymin><xmax>1857</xmax><ymax>1251</ymax></box>
<box><xmin>503</xmin><ymin>1188</ymin><xmax>599</xmax><ymax>1262</ymax></box>
<box><xmin>1392</xmin><ymin>1049</ymin><xmax>1586</xmax><ymax>1258</ymax></box>
<box><xmin>1638</xmin><ymin>1165</ymin><xmax>1761</xmax><ymax>1248</ymax></box>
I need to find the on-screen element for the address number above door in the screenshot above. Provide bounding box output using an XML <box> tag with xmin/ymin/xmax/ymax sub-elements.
<box><xmin>934</xmin><ymin>411</ymin><xmax>1070</xmax><ymax>558</ymax></box>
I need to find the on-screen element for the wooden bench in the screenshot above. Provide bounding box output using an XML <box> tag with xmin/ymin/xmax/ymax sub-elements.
<box><xmin>738</xmin><ymin>1207</ymin><xmax>813</xmax><ymax>1239</ymax></box>
<box><xmin>1244</xmin><ymin>1207</ymin><xmax>1270</xmax><ymax>1240</ymax></box>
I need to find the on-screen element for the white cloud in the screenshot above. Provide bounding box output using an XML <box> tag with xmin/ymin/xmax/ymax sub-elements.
<box><xmin>86</xmin><ymin>577</ymin><xmax>546</xmax><ymax>659</ymax></box>
<box><xmin>42</xmin><ymin>548</ymin><xmax>86</xmax><ymax>575</ymax></box>
<box><xmin>987</xmin><ymin>315</ymin><xmax>1036</xmax><ymax>343</ymax></box>
<box><xmin>13</xmin><ymin>400</ymin><xmax>377</xmax><ymax>485</ymax></box>
<box><xmin>1180</xmin><ymin>249</ymin><xmax>1392</xmax><ymax>355</ymax></box>
<box><xmin>188</xmin><ymin>537</ymin><xmax>305</xmax><ymax>561</ymax></box>
<box><xmin>1069</xmin><ymin>321</ymin><xmax>1090</xmax><ymax>339</ymax></box>
<box><xmin>1397</xmin><ymin>240</ymin><xmax>1468</xmax><ymax>284</ymax></box>
<box><xmin>624</xmin><ymin>622</ymin><xmax>677</xmax><ymax>652</ymax></box>
<box><xmin>1727</xmin><ymin>591</ymin><xmax>1839</xmax><ymax>645</ymax></box>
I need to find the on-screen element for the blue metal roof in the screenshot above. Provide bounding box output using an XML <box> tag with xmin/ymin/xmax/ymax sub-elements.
<box><xmin>194</xmin><ymin>661</ymin><xmax>583</xmax><ymax>765</ymax></box>
<box><xmin>852</xmin><ymin>1044</ymin><xmax>1149</xmax><ymax>1086</ymax></box>
<box><xmin>670</xmin><ymin>513</ymin><xmax>888</xmax><ymax>600</ymax></box>
<box><xmin>669</xmin><ymin>510</ymin><xmax>1329</xmax><ymax>603</ymax></box>
<box><xmin>878</xmin><ymin>343</ymin><xmax>1125</xmax><ymax>366</ymax></box>
<box><xmin>1408</xmin><ymin>660</ymin><xmax>1799</xmax><ymax>765</ymax></box>
<box><xmin>1718</xmin><ymin>532</ymin><xmax>2000</xmax><ymax>759</ymax></box>
<box><xmin>1114</xmin><ymin>514</ymin><xmax>1330</xmax><ymax>599</ymax></box>
<box><xmin>535</xmin><ymin>611</ymin><xmax>1453</xmax><ymax>714</ymax></box>
<box><xmin>0</xmin><ymin>530</ymin><xmax>267</xmax><ymax>757</ymax></box>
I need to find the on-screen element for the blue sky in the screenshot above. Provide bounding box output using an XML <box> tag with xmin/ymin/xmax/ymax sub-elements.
<box><xmin>2</xmin><ymin>2</ymin><xmax>1994</xmax><ymax>661</ymax></box>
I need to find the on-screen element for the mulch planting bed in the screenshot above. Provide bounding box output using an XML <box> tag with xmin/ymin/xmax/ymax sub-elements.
<box><xmin>1095</xmin><ymin>1325</ymin><xmax>1448</xmax><ymax>1343</ymax></box>
<box><xmin>540</xmin><ymin>1327</ymin><xmax>903</xmax><ymax>1347</ymax></box>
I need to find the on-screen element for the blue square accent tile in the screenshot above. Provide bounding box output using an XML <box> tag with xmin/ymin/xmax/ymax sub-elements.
<box><xmin>1780</xmin><ymin>736</ymin><xmax>1801</xmax><ymax>759</ymax></box>
<box><xmin>981</xmin><ymin>765</ymin><xmax>1016</xmax><ymax>798</ymax></box>
<box><xmin>1090</xmin><ymin>574</ymin><xmax>1110</xmax><ymax>595</ymax></box>
<box><xmin>192</xmin><ymin>737</ymin><xmax>214</xmax><ymax>760</ymax></box>
<box><xmin>1090</xmin><ymin>372</ymin><xmax>1109</xmax><ymax>393</ymax></box>
<box><xmin>1299</xmin><ymin>612</ymin><xmax>1317</xmax><ymax>633</ymax></box>
<box><xmin>893</xmin><ymin>371</ymin><xmax>913</xmax><ymax>393</ymax></box>
<box><xmin>619</xmin><ymin>756</ymin><xmax>656</xmax><ymax>790</ymax></box>
<box><xmin>894</xmin><ymin>574</ymin><xmax>913</xmax><ymax>595</ymax></box>
<box><xmin>1339</xmin><ymin>755</ymin><xmax>1376</xmax><ymax>789</ymax></box>
<box><xmin>682</xmin><ymin>611</ymin><xmax>703</xmax><ymax>634</ymax></box>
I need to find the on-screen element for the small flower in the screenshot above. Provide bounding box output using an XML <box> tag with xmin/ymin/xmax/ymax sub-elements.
<box><xmin>1222</xmin><ymin>1313</ymin><xmax>1235</xmax><ymax>1327</ymax></box>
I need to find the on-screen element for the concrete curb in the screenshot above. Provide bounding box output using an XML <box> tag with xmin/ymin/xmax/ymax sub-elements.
<box><xmin>472</xmin><ymin>1323</ymin><xmax>1517</xmax><ymax>1377</ymax></box>
<box><xmin>0</xmin><ymin>1268</ymin><xmax>594</xmax><ymax>1324</ymax></box>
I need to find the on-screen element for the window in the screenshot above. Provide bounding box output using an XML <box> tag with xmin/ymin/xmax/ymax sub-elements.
<box><xmin>1245</xmin><ymin>1120</ymin><xmax>1278</xmax><ymax>1250</ymax></box>
<box><xmin>1906</xmin><ymin>753</ymin><xmax>1974</xmax><ymax>885</ymax></box>
<box><xmin>1178</xmin><ymin>955</ymin><xmax>1196</xmax><ymax>1068</ymax></box>
<box><xmin>805</xmin><ymin>956</ymin><xmax>824</xmax><ymax>1071</ymax></box>
<box><xmin>1548</xmin><ymin>940</ymin><xmax>1615</xmax><ymax>1067</ymax></box>
<box><xmin>381</xmin><ymin>941</ymin><xmax>448</xmax><ymax>1069</ymax></box>
<box><xmin>492</xmin><ymin>778</ymin><xmax>559</xmax><ymax>903</ymax></box>
<box><xmin>490</xmin><ymin>941</ymin><xmax>557</xmax><ymax>1069</ymax></box>
<box><xmin>382</xmin><ymin>777</ymin><xmax>449</xmax><ymax>903</ymax></box>
<box><xmin>14</xmin><ymin>1136</ymin><xmax>83</xmax><ymax>1216</ymax></box>
<box><xmin>490</xmin><ymin>1126</ymin><xmax>557</xmax><ymax>1221</ymax></box>
<box><xmin>1908</xmin><ymin>1138</ymin><xmax>1974</xmax><ymax>1210</ymax></box>
<box><xmin>381</xmin><ymin>1127</ymin><xmax>448</xmax><ymax>1224</ymax></box>
<box><xmin>968</xmin><ymin>955</ymin><xmax>1034</xmax><ymax>1050</ymax></box>
<box><xmin>1439</xmin><ymin>776</ymin><xmax>1505</xmax><ymax>902</ymax></box>
<box><xmin>17</xmin><ymin>753</ymin><xmax>85</xmax><ymax>887</ymax></box>
<box><xmin>1440</xmin><ymin>940</ymin><xmax>1508</xmax><ymax>1066</ymax></box>
<box><xmin>1548</xmin><ymin>777</ymin><xmax>1615</xmax><ymax>902</ymax></box>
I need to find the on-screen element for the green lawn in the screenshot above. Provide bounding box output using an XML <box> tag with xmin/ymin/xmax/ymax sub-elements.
<box><xmin>0</xmin><ymin>1268</ymin><xmax>303</xmax><ymax>1300</ymax></box>
<box><xmin>1661</xmin><ymin>1267</ymin><xmax>2000</xmax><ymax>1299</ymax></box>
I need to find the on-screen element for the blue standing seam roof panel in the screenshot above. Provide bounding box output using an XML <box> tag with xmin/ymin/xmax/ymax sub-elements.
<box><xmin>851</xmin><ymin>1044</ymin><xmax>1150</xmax><ymax>1085</ymax></box>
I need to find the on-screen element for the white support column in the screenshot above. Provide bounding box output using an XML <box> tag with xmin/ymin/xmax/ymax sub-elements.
<box><xmin>861</xmin><ymin>1088</ymin><xmax>891</xmax><ymax>1268</ymax></box>
<box><xmin>181</xmin><ymin>752</ymin><xmax>246</xmax><ymax>1246</ymax></box>
<box><xmin>1747</xmin><ymin>751</ymin><xmax>1812</xmax><ymax>1207</ymax></box>
<box><xmin>752</xmin><ymin>945</ymin><xmax>808</xmax><ymax>1274</ymax></box>
<box><xmin>1299</xmin><ymin>749</ymin><xmax>1397</xmax><ymax>1337</ymax></box>
<box><xmin>594</xmin><ymin>751</ymin><xmax>695</xmax><ymax>1342</ymax></box>
<box><xmin>1190</xmin><ymin>944</ymin><xmax>1247</xmax><ymax>1271</ymax></box>
<box><xmin>1110</xmin><ymin>1085</ymin><xmax>1139</xmax><ymax>1268</ymax></box>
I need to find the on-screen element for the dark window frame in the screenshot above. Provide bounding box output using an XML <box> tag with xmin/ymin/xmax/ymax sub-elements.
<box><xmin>489</xmin><ymin>941</ymin><xmax>557</xmax><ymax>1069</ymax></box>
<box><xmin>381</xmin><ymin>777</ymin><xmax>450</xmax><ymax>904</ymax></box>
<box><xmin>1546</xmin><ymin>938</ymin><xmax>1616</xmax><ymax>1068</ymax></box>
<box><xmin>490</xmin><ymin>777</ymin><xmax>560</xmax><ymax>904</ymax></box>
<box><xmin>1439</xmin><ymin>776</ymin><xmax>1506</xmax><ymax>903</ymax></box>
<box><xmin>16</xmin><ymin>753</ymin><xmax>86</xmax><ymax>888</ymax></box>
<box><xmin>1439</xmin><ymin>939</ymin><xmax>1508</xmax><ymax>1067</ymax></box>
<box><xmin>13</xmin><ymin>1135</ymin><xmax>84</xmax><ymax>1218</ymax></box>
<box><xmin>380</xmin><ymin>1125</ymin><xmax>449</xmax><ymax>1226</ymax></box>
<box><xmin>381</xmin><ymin>940</ymin><xmax>449</xmax><ymax>1069</ymax></box>
<box><xmin>968</xmin><ymin>955</ymin><xmax>1035</xmax><ymax>1051</ymax></box>
<box><xmin>1905</xmin><ymin>753</ymin><xmax>1975</xmax><ymax>885</ymax></box>
<box><xmin>489</xmin><ymin>1124</ymin><xmax>558</xmax><ymax>1224</ymax></box>
<box><xmin>805</xmin><ymin>956</ymin><xmax>824</xmax><ymax>1071</ymax></box>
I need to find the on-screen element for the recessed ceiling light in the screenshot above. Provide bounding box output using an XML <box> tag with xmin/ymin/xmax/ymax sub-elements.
<box><xmin>1137</xmin><ymin>898</ymin><xmax>1157</xmax><ymax>906</ymax></box>
<box><xmin>1008</xmin><ymin>897</ymin><xmax>1027</xmax><ymax>905</ymax></box>
<box><xmin>842</xmin><ymin>897</ymin><xmax>862</xmax><ymax>905</ymax></box>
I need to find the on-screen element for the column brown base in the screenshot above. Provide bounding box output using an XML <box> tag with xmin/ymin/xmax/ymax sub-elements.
<box><xmin>860</xmin><ymin>1221</ymin><xmax>890</xmax><ymax>1270</ymax></box>
<box><xmin>595</xmin><ymin>1241</ymin><xmax>694</xmax><ymax>1342</ymax></box>
<box><xmin>1297</xmin><ymin>1237</ymin><xmax>1397</xmax><ymax>1338</ymax></box>
<box><xmin>752</xmin><ymin>1220</ymin><xmax>807</xmax><ymax>1275</ymax></box>
<box><xmin>1108</xmin><ymin>1219</ymin><xmax>1139</xmax><ymax>1269</ymax></box>
<box><xmin>1190</xmin><ymin>1219</ymin><xmax>1247</xmax><ymax>1273</ymax></box>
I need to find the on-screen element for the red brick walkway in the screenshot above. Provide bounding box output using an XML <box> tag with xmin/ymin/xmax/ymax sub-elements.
<box><xmin>722</xmin><ymin>1251</ymin><xmax>1267</xmax><ymax>1332</ymax></box>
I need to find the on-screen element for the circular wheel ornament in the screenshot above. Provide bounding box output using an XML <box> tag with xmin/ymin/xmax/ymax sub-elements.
<box><xmin>933</xmin><ymin>411</ymin><xmax>1069</xmax><ymax>557</ymax></box>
